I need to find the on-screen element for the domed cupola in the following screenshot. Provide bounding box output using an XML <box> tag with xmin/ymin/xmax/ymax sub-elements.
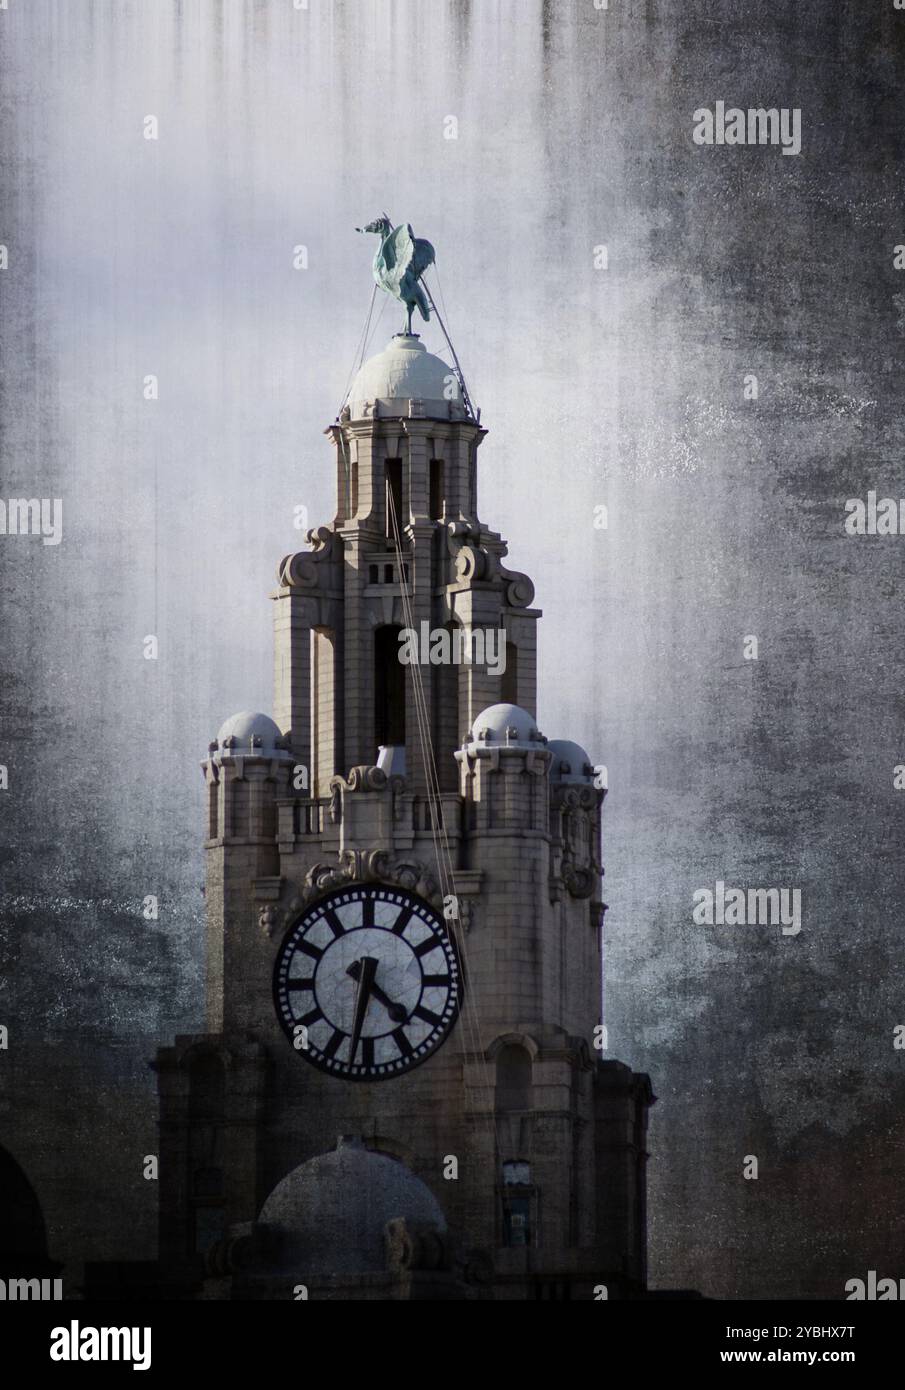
<box><xmin>463</xmin><ymin>702</ymin><xmax>547</xmax><ymax>751</ymax></box>
<box><xmin>213</xmin><ymin>711</ymin><xmax>291</xmax><ymax>759</ymax></box>
<box><xmin>202</xmin><ymin>711</ymin><xmax>294</xmax><ymax>850</ymax></box>
<box><xmin>254</xmin><ymin>1136</ymin><xmax>446</xmax><ymax>1275</ymax></box>
<box><xmin>348</xmin><ymin>333</ymin><xmax>467</xmax><ymax>421</ymax></box>
<box><xmin>457</xmin><ymin>703</ymin><xmax>552</xmax><ymax>835</ymax></box>
<box><xmin>548</xmin><ymin>738</ymin><xmax>595</xmax><ymax>784</ymax></box>
<box><xmin>224</xmin><ymin>1136</ymin><xmax>460</xmax><ymax>1299</ymax></box>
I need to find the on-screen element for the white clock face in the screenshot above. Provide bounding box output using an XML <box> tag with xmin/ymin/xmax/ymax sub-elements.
<box><xmin>273</xmin><ymin>884</ymin><xmax>462</xmax><ymax>1080</ymax></box>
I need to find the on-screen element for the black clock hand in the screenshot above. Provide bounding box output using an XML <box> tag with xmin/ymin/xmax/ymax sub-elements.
<box><xmin>366</xmin><ymin>978</ymin><xmax>409</xmax><ymax>1023</ymax></box>
<box><xmin>347</xmin><ymin>958</ymin><xmax>408</xmax><ymax>1023</ymax></box>
<box><xmin>347</xmin><ymin>955</ymin><xmax>378</xmax><ymax>1062</ymax></box>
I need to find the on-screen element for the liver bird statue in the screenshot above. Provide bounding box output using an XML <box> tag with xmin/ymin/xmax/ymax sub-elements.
<box><xmin>356</xmin><ymin>215</ymin><xmax>436</xmax><ymax>334</ymax></box>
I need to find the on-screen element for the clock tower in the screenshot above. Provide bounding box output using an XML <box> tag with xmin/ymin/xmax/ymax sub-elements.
<box><xmin>155</xmin><ymin>324</ymin><xmax>655</xmax><ymax>1301</ymax></box>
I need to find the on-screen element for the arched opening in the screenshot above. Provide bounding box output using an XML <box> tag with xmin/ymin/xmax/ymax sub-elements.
<box><xmin>374</xmin><ymin>624</ymin><xmax>406</xmax><ymax>752</ymax></box>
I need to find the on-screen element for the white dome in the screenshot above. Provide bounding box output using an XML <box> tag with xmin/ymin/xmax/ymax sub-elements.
<box><xmin>215</xmin><ymin>711</ymin><xmax>287</xmax><ymax>756</ymax></box>
<box><xmin>466</xmin><ymin>703</ymin><xmax>546</xmax><ymax>749</ymax></box>
<box><xmin>548</xmin><ymin>738</ymin><xmax>594</xmax><ymax>783</ymax></box>
<box><xmin>348</xmin><ymin>334</ymin><xmax>463</xmax><ymax>420</ymax></box>
<box><xmin>255</xmin><ymin>1136</ymin><xmax>446</xmax><ymax>1275</ymax></box>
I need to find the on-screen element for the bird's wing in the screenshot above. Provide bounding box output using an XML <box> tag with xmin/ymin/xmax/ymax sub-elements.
<box><xmin>380</xmin><ymin>227</ymin><xmax>399</xmax><ymax>273</ymax></box>
<box><xmin>382</xmin><ymin>224</ymin><xmax>415</xmax><ymax>292</ymax></box>
<box><xmin>387</xmin><ymin>224</ymin><xmax>434</xmax><ymax>284</ymax></box>
<box><xmin>411</xmin><ymin>236</ymin><xmax>436</xmax><ymax>280</ymax></box>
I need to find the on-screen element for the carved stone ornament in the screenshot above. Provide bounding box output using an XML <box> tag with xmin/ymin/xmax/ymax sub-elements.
<box><xmin>553</xmin><ymin>784</ymin><xmax>601</xmax><ymax>901</ymax></box>
<box><xmin>384</xmin><ymin>1217</ymin><xmax>447</xmax><ymax>1274</ymax></box>
<box><xmin>328</xmin><ymin>766</ymin><xmax>407</xmax><ymax>825</ymax></box>
<box><xmin>277</xmin><ymin>526</ymin><xmax>340</xmax><ymax>589</ymax></box>
<box><xmin>554</xmin><ymin>784</ymin><xmax>598</xmax><ymax>813</ymax></box>
<box><xmin>445</xmin><ymin>520</ymin><xmax>535</xmax><ymax>608</ymax></box>
<box><xmin>561</xmin><ymin>864</ymin><xmax>596</xmax><ymax>899</ymax></box>
<box><xmin>258</xmin><ymin>904</ymin><xmax>279</xmax><ymax>939</ymax></box>
<box><xmin>456</xmin><ymin>898</ymin><xmax>474</xmax><ymax>934</ymax></box>
<box><xmin>256</xmin><ymin>850</ymin><xmax>446</xmax><ymax>939</ymax></box>
<box><xmin>205</xmin><ymin>1225</ymin><xmax>254</xmax><ymax>1278</ymax></box>
<box><xmin>333</xmin><ymin>765</ymin><xmax>389</xmax><ymax>793</ymax></box>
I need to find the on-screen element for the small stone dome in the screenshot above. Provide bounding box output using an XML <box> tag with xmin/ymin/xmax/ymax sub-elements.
<box><xmin>548</xmin><ymin>738</ymin><xmax>595</xmax><ymax>784</ymax></box>
<box><xmin>215</xmin><ymin>711</ymin><xmax>287</xmax><ymax>757</ymax></box>
<box><xmin>255</xmin><ymin>1137</ymin><xmax>446</xmax><ymax>1275</ymax></box>
<box><xmin>466</xmin><ymin>702</ymin><xmax>546</xmax><ymax>749</ymax></box>
<box><xmin>348</xmin><ymin>334</ymin><xmax>462</xmax><ymax>420</ymax></box>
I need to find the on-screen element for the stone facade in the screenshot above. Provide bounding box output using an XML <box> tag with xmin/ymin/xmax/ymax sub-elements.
<box><xmin>156</xmin><ymin>332</ymin><xmax>654</xmax><ymax>1299</ymax></box>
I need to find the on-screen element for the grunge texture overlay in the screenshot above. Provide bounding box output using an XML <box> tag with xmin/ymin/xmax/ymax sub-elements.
<box><xmin>0</xmin><ymin>1</ymin><xmax>902</xmax><ymax>1299</ymax></box>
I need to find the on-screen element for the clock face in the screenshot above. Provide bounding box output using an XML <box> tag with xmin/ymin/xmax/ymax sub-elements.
<box><xmin>273</xmin><ymin>884</ymin><xmax>462</xmax><ymax>1081</ymax></box>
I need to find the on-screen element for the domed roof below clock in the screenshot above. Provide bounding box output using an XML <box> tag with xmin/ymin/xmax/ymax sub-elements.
<box><xmin>254</xmin><ymin>1136</ymin><xmax>447</xmax><ymax>1276</ymax></box>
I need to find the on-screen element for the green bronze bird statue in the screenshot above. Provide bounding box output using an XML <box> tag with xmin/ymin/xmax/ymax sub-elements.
<box><xmin>356</xmin><ymin>214</ymin><xmax>436</xmax><ymax>334</ymax></box>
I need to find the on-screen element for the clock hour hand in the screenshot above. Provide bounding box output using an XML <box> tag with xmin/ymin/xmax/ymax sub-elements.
<box><xmin>346</xmin><ymin>957</ymin><xmax>408</xmax><ymax>1023</ymax></box>
<box><xmin>347</xmin><ymin>955</ymin><xmax>378</xmax><ymax>1063</ymax></box>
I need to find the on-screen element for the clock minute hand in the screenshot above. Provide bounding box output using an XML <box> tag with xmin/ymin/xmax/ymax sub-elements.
<box><xmin>346</xmin><ymin>958</ymin><xmax>408</xmax><ymax>1023</ymax></box>
<box><xmin>347</xmin><ymin>955</ymin><xmax>378</xmax><ymax>1063</ymax></box>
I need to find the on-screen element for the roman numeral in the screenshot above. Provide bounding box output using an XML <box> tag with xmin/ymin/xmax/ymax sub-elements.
<box><xmin>391</xmin><ymin>1028</ymin><xmax>413</xmax><ymax>1057</ymax></box>
<box><xmin>286</xmin><ymin>978</ymin><xmax>315</xmax><ymax>991</ymax></box>
<box><xmin>421</xmin><ymin>974</ymin><xmax>450</xmax><ymax>988</ymax></box>
<box><xmin>297</xmin><ymin>940</ymin><xmax>323</xmax><ymax>962</ymax></box>
<box><xmin>297</xmin><ymin>1007</ymin><xmax>323</xmax><ymax>1028</ymax></box>
<box><xmin>414</xmin><ymin>936</ymin><xmax>440</xmax><ymax>958</ymax></box>
<box><xmin>390</xmin><ymin>906</ymin><xmax>414</xmax><ymax>936</ymax></box>
<box><xmin>361</xmin><ymin>1037</ymin><xmax>375</xmax><ymax>1069</ymax></box>
<box><xmin>323</xmin><ymin>1029</ymin><xmax>345</xmax><ymax>1060</ymax></box>
<box><xmin>361</xmin><ymin>895</ymin><xmax>374</xmax><ymax>928</ymax></box>
<box><xmin>412</xmin><ymin>1005</ymin><xmax>442</xmax><ymax>1025</ymax></box>
<box><xmin>324</xmin><ymin>910</ymin><xmax>345</xmax><ymax>939</ymax></box>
